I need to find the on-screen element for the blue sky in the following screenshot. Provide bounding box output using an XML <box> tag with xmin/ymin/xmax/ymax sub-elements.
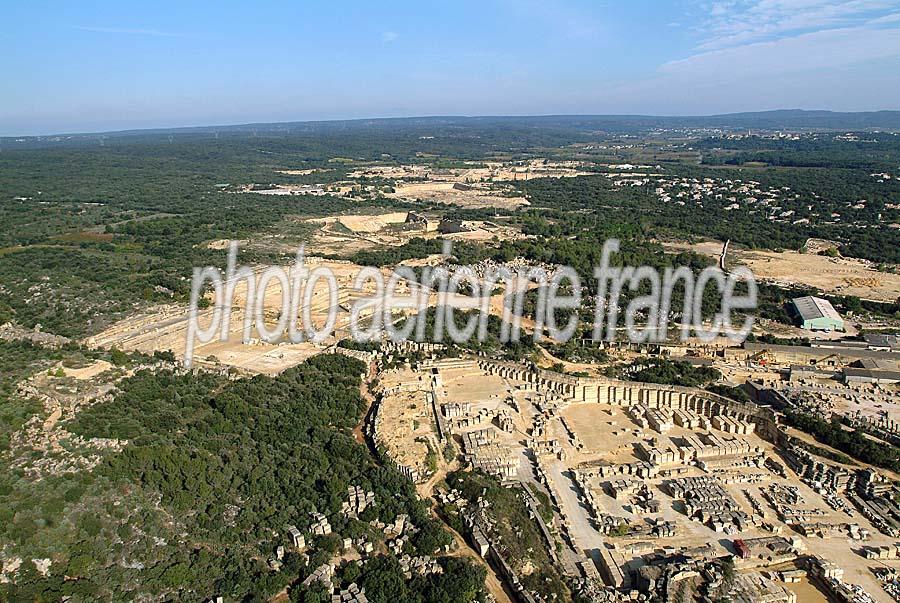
<box><xmin>2</xmin><ymin>0</ymin><xmax>899</xmax><ymax>135</ymax></box>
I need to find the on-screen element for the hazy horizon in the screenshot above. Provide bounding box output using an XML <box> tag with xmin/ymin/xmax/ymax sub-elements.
<box><xmin>3</xmin><ymin>0</ymin><xmax>899</xmax><ymax>136</ymax></box>
<box><xmin>6</xmin><ymin>108</ymin><xmax>900</xmax><ymax>139</ymax></box>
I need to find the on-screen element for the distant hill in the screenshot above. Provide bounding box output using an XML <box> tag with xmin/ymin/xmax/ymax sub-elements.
<box><xmin>103</xmin><ymin>110</ymin><xmax>900</xmax><ymax>134</ymax></box>
<box><xmin>684</xmin><ymin>109</ymin><xmax>900</xmax><ymax>130</ymax></box>
<box><xmin>4</xmin><ymin>110</ymin><xmax>900</xmax><ymax>149</ymax></box>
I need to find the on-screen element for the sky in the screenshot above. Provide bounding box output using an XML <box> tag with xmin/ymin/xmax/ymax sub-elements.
<box><xmin>1</xmin><ymin>0</ymin><xmax>900</xmax><ymax>135</ymax></box>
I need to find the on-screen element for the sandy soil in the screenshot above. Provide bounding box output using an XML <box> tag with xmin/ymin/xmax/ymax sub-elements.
<box><xmin>785</xmin><ymin>577</ymin><xmax>830</xmax><ymax>603</ymax></box>
<box><xmin>388</xmin><ymin>182</ymin><xmax>528</xmax><ymax>209</ymax></box>
<box><xmin>85</xmin><ymin>251</ymin><xmax>534</xmax><ymax>377</ymax></box>
<box><xmin>376</xmin><ymin>367</ymin><xmax>435</xmax><ymax>474</ymax></box>
<box><xmin>303</xmin><ymin>211</ymin><xmax>522</xmax><ymax>258</ymax></box>
<box><xmin>441</xmin><ymin>371</ymin><xmax>507</xmax><ymax>406</ymax></box>
<box><xmin>86</xmin><ymin>259</ymin><xmax>389</xmax><ymax>375</ymax></box>
<box><xmin>60</xmin><ymin>359</ymin><xmax>113</xmax><ymax>380</ymax></box>
<box><xmin>338</xmin><ymin>211</ymin><xmax>410</xmax><ymax>233</ymax></box>
<box><xmin>663</xmin><ymin>240</ymin><xmax>900</xmax><ymax>302</ymax></box>
<box><xmin>302</xmin><ymin>220</ymin><xmax>387</xmax><ymax>255</ymax></box>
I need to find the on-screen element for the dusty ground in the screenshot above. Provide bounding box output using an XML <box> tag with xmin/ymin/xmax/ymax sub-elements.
<box><xmin>785</xmin><ymin>578</ymin><xmax>830</xmax><ymax>603</ymax></box>
<box><xmin>86</xmin><ymin>248</ymin><xmax>535</xmax><ymax>377</ymax></box>
<box><xmin>781</xmin><ymin>379</ymin><xmax>900</xmax><ymax>423</ymax></box>
<box><xmin>387</xmin><ymin>181</ymin><xmax>528</xmax><ymax>209</ymax></box>
<box><xmin>59</xmin><ymin>359</ymin><xmax>113</xmax><ymax>380</ymax></box>
<box><xmin>457</xmin><ymin>159</ymin><xmax>592</xmax><ymax>182</ymax></box>
<box><xmin>302</xmin><ymin>219</ymin><xmax>387</xmax><ymax>255</ymax></box>
<box><xmin>86</xmin><ymin>259</ymin><xmax>393</xmax><ymax>375</ymax></box>
<box><xmin>441</xmin><ymin>370</ymin><xmax>507</xmax><ymax>406</ymax></box>
<box><xmin>753</xmin><ymin>318</ymin><xmax>861</xmax><ymax>341</ymax></box>
<box><xmin>377</xmin><ymin>361</ymin><xmax>541</xmax><ymax>485</ymax></box>
<box><xmin>663</xmin><ymin>240</ymin><xmax>900</xmax><ymax>302</ymax></box>
<box><xmin>301</xmin><ymin>211</ymin><xmax>415</xmax><ymax>255</ymax></box>
<box><xmin>237</xmin><ymin>159</ymin><xmax>590</xmax><ymax>212</ymax></box>
<box><xmin>206</xmin><ymin>238</ymin><xmax>248</xmax><ymax>250</ymax></box>
<box><xmin>337</xmin><ymin>211</ymin><xmax>410</xmax><ymax>233</ymax></box>
<box><xmin>376</xmin><ymin>366</ymin><xmax>437</xmax><ymax>476</ymax></box>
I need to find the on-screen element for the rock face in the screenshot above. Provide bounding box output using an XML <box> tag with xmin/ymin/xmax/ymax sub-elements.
<box><xmin>7</xmin><ymin>363</ymin><xmax>127</xmax><ymax>479</ymax></box>
<box><xmin>0</xmin><ymin>322</ymin><xmax>70</xmax><ymax>347</ymax></box>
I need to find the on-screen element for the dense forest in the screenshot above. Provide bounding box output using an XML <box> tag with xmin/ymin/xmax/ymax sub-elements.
<box><xmin>697</xmin><ymin>132</ymin><xmax>900</xmax><ymax>170</ymax></box>
<box><xmin>0</xmin><ymin>353</ymin><xmax>485</xmax><ymax>602</ymax></box>
<box><xmin>619</xmin><ymin>359</ymin><xmax>722</xmax><ymax>388</ymax></box>
<box><xmin>515</xmin><ymin>169</ymin><xmax>900</xmax><ymax>264</ymax></box>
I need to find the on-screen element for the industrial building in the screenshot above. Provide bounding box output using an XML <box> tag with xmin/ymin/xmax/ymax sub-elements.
<box><xmin>864</xmin><ymin>333</ymin><xmax>900</xmax><ymax>352</ymax></box>
<box><xmin>789</xmin><ymin>296</ymin><xmax>844</xmax><ymax>332</ymax></box>
<box><xmin>843</xmin><ymin>367</ymin><xmax>900</xmax><ymax>385</ymax></box>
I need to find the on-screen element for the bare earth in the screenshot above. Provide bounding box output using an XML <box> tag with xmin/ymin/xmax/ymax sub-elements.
<box><xmin>388</xmin><ymin>181</ymin><xmax>529</xmax><ymax>209</ymax></box>
<box><xmin>663</xmin><ymin>240</ymin><xmax>900</xmax><ymax>302</ymax></box>
<box><xmin>86</xmin><ymin>259</ymin><xmax>389</xmax><ymax>375</ymax></box>
<box><xmin>337</xmin><ymin>211</ymin><xmax>410</xmax><ymax>233</ymax></box>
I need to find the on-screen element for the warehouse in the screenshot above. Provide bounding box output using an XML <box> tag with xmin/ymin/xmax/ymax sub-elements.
<box><xmin>790</xmin><ymin>296</ymin><xmax>844</xmax><ymax>332</ymax></box>
<box><xmin>843</xmin><ymin>367</ymin><xmax>900</xmax><ymax>385</ymax></box>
